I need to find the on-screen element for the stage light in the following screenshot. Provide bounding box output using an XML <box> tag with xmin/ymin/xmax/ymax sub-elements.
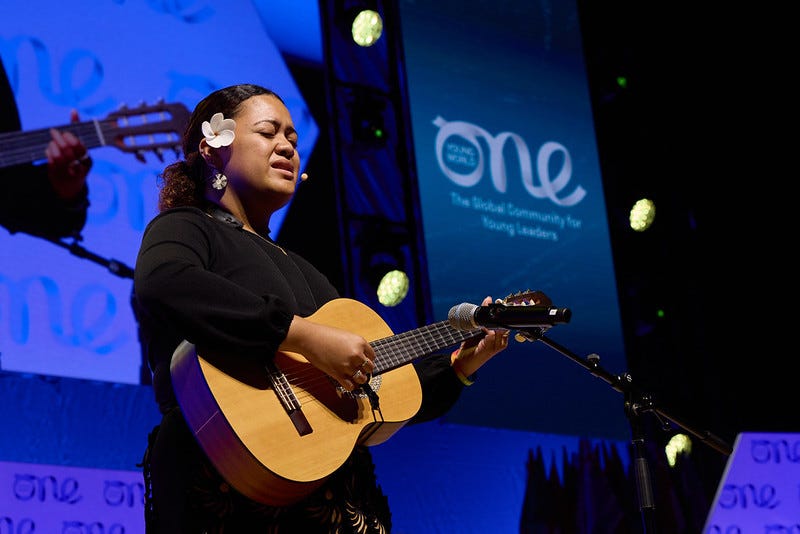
<box><xmin>365</xmin><ymin>250</ymin><xmax>409</xmax><ymax>307</ymax></box>
<box><xmin>629</xmin><ymin>198</ymin><xmax>656</xmax><ymax>231</ymax></box>
<box><xmin>351</xmin><ymin>8</ymin><xmax>383</xmax><ymax>47</ymax></box>
<box><xmin>665</xmin><ymin>433</ymin><xmax>692</xmax><ymax>467</ymax></box>
<box><xmin>375</xmin><ymin>266</ymin><xmax>410</xmax><ymax>307</ymax></box>
<box><xmin>357</xmin><ymin>219</ymin><xmax>411</xmax><ymax>307</ymax></box>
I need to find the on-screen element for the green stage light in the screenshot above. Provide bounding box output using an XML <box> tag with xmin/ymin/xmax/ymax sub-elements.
<box><xmin>351</xmin><ymin>9</ymin><xmax>383</xmax><ymax>47</ymax></box>
<box><xmin>629</xmin><ymin>198</ymin><xmax>656</xmax><ymax>231</ymax></box>
<box><xmin>375</xmin><ymin>267</ymin><xmax>409</xmax><ymax>307</ymax></box>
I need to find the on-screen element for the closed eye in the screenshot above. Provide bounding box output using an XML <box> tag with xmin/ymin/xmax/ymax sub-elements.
<box><xmin>259</xmin><ymin>131</ymin><xmax>297</xmax><ymax>148</ymax></box>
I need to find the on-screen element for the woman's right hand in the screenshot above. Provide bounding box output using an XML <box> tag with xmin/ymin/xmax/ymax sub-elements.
<box><xmin>280</xmin><ymin>317</ymin><xmax>376</xmax><ymax>391</ymax></box>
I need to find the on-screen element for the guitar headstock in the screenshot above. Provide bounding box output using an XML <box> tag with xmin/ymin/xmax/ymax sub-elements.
<box><xmin>105</xmin><ymin>100</ymin><xmax>191</xmax><ymax>162</ymax></box>
<box><xmin>500</xmin><ymin>290</ymin><xmax>553</xmax><ymax>308</ymax></box>
<box><xmin>500</xmin><ymin>290</ymin><xmax>555</xmax><ymax>343</ymax></box>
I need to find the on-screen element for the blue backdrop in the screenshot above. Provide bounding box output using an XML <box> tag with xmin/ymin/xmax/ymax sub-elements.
<box><xmin>399</xmin><ymin>0</ymin><xmax>628</xmax><ymax>439</ymax></box>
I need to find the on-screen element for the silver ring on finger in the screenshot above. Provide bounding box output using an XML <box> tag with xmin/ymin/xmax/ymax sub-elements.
<box><xmin>352</xmin><ymin>369</ymin><xmax>363</xmax><ymax>380</ymax></box>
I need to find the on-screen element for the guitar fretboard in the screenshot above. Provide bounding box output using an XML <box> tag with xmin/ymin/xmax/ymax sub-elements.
<box><xmin>370</xmin><ymin>320</ymin><xmax>482</xmax><ymax>374</ymax></box>
<box><xmin>0</xmin><ymin>101</ymin><xmax>190</xmax><ymax>170</ymax></box>
<box><xmin>0</xmin><ymin>120</ymin><xmax>110</xmax><ymax>168</ymax></box>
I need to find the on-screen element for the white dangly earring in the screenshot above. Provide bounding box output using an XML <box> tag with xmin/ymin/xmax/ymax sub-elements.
<box><xmin>211</xmin><ymin>170</ymin><xmax>227</xmax><ymax>191</ymax></box>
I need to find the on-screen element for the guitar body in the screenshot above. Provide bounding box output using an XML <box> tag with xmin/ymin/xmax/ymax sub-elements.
<box><xmin>170</xmin><ymin>298</ymin><xmax>424</xmax><ymax>506</ymax></box>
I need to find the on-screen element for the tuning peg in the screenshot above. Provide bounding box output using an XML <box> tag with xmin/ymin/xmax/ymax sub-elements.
<box><xmin>135</xmin><ymin>151</ymin><xmax>146</xmax><ymax>163</ymax></box>
<box><xmin>154</xmin><ymin>147</ymin><xmax>165</xmax><ymax>162</ymax></box>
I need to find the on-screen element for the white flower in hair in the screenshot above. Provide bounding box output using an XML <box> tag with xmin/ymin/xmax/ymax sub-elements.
<box><xmin>202</xmin><ymin>112</ymin><xmax>236</xmax><ymax>148</ymax></box>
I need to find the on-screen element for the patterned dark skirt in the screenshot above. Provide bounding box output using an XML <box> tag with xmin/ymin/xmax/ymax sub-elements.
<box><xmin>142</xmin><ymin>408</ymin><xmax>392</xmax><ymax>534</ymax></box>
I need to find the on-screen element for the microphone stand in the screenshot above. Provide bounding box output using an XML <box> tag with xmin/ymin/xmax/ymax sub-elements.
<box><xmin>43</xmin><ymin>235</ymin><xmax>134</xmax><ymax>279</ymax></box>
<box><xmin>516</xmin><ymin>327</ymin><xmax>731</xmax><ymax>533</ymax></box>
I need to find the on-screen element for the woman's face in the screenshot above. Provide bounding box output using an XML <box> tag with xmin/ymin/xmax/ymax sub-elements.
<box><xmin>221</xmin><ymin>94</ymin><xmax>301</xmax><ymax>210</ymax></box>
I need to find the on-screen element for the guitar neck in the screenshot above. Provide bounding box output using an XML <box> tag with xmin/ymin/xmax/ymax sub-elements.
<box><xmin>0</xmin><ymin>101</ymin><xmax>191</xmax><ymax>170</ymax></box>
<box><xmin>371</xmin><ymin>320</ymin><xmax>483</xmax><ymax>374</ymax></box>
<box><xmin>0</xmin><ymin>120</ymin><xmax>112</xmax><ymax>169</ymax></box>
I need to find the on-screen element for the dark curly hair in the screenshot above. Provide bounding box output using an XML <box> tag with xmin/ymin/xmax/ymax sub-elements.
<box><xmin>158</xmin><ymin>84</ymin><xmax>284</xmax><ymax>211</ymax></box>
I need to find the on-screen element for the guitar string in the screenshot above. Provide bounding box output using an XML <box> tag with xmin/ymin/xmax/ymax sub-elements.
<box><xmin>0</xmin><ymin>124</ymin><xmax>99</xmax><ymax>144</ymax></box>
<box><xmin>1</xmin><ymin>114</ymin><xmax>182</xmax><ymax>167</ymax></box>
<box><xmin>280</xmin><ymin>320</ymin><xmax>480</xmax><ymax>384</ymax></box>
<box><xmin>267</xmin><ymin>361</ymin><xmax>301</xmax><ymax>412</ymax></box>
<box><xmin>282</xmin><ymin>295</ymin><xmax>532</xmax><ymax>393</ymax></box>
<box><xmin>276</xmin><ymin>320</ymin><xmax>471</xmax><ymax>384</ymax></box>
<box><xmin>277</xmin><ymin>321</ymin><xmax>483</xmax><ymax>405</ymax></box>
<box><xmin>273</xmin><ymin>317</ymin><xmax>483</xmax><ymax>396</ymax></box>
<box><xmin>1</xmin><ymin>123</ymin><xmax>105</xmax><ymax>166</ymax></box>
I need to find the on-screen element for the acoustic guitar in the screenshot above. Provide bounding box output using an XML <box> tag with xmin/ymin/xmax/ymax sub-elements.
<box><xmin>0</xmin><ymin>100</ymin><xmax>190</xmax><ymax>169</ymax></box>
<box><xmin>170</xmin><ymin>291</ymin><xmax>552</xmax><ymax>506</ymax></box>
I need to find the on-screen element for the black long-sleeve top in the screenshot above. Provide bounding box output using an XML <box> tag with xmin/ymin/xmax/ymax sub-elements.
<box><xmin>133</xmin><ymin>206</ymin><xmax>466</xmax><ymax>421</ymax></box>
<box><xmin>0</xmin><ymin>59</ymin><xmax>88</xmax><ymax>238</ymax></box>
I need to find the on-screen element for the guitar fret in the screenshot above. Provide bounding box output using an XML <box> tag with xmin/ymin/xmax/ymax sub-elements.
<box><xmin>92</xmin><ymin>118</ymin><xmax>106</xmax><ymax>146</ymax></box>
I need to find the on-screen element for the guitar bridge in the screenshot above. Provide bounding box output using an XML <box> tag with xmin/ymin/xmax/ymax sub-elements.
<box><xmin>287</xmin><ymin>410</ymin><xmax>312</xmax><ymax>436</ymax></box>
<box><xmin>265</xmin><ymin>362</ymin><xmax>312</xmax><ymax>436</ymax></box>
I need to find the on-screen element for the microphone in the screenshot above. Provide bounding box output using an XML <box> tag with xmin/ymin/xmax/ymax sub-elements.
<box><xmin>448</xmin><ymin>302</ymin><xmax>571</xmax><ymax>331</ymax></box>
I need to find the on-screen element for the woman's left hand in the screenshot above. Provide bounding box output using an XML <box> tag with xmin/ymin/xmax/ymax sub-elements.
<box><xmin>450</xmin><ymin>295</ymin><xmax>511</xmax><ymax>378</ymax></box>
<box><xmin>46</xmin><ymin>109</ymin><xmax>92</xmax><ymax>200</ymax></box>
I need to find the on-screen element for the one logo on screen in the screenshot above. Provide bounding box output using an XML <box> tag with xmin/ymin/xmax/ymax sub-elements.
<box><xmin>432</xmin><ymin>116</ymin><xmax>586</xmax><ymax>207</ymax></box>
